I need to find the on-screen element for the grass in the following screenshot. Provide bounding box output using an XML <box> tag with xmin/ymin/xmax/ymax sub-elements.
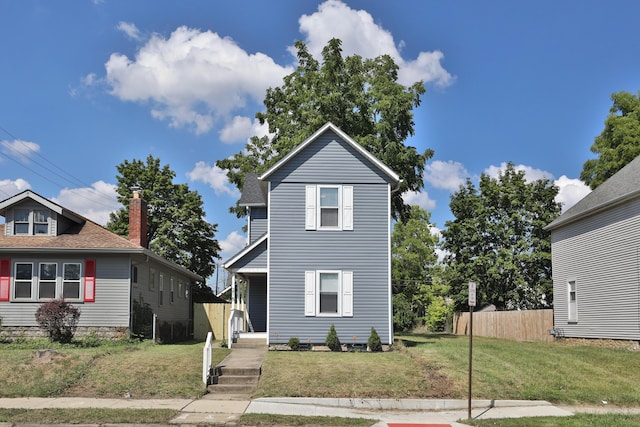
<box><xmin>256</xmin><ymin>334</ymin><xmax>640</xmax><ymax>406</ymax></box>
<box><xmin>3</xmin><ymin>333</ymin><xmax>640</xmax><ymax>425</ymax></box>
<box><xmin>465</xmin><ymin>413</ymin><xmax>640</xmax><ymax>426</ymax></box>
<box><xmin>0</xmin><ymin>408</ymin><xmax>179</xmax><ymax>424</ymax></box>
<box><xmin>0</xmin><ymin>338</ymin><xmax>230</xmax><ymax>398</ymax></box>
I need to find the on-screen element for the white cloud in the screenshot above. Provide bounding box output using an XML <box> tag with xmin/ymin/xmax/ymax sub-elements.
<box><xmin>0</xmin><ymin>178</ymin><xmax>31</xmax><ymax>198</ymax></box>
<box><xmin>1</xmin><ymin>139</ymin><xmax>41</xmax><ymax>163</ymax></box>
<box><xmin>219</xmin><ymin>116</ymin><xmax>271</xmax><ymax>144</ymax></box>
<box><xmin>104</xmin><ymin>26</ymin><xmax>293</xmax><ymax>134</ymax></box>
<box><xmin>52</xmin><ymin>181</ymin><xmax>119</xmax><ymax>226</ymax></box>
<box><xmin>187</xmin><ymin>162</ymin><xmax>240</xmax><ymax>197</ymax></box>
<box><xmin>117</xmin><ymin>21</ymin><xmax>142</xmax><ymax>41</ymax></box>
<box><xmin>554</xmin><ymin>175</ymin><xmax>591</xmax><ymax>212</ymax></box>
<box><xmin>424</xmin><ymin>160</ymin><xmax>468</xmax><ymax>192</ymax></box>
<box><xmin>219</xmin><ymin>230</ymin><xmax>247</xmax><ymax>261</ymax></box>
<box><xmin>296</xmin><ymin>0</ymin><xmax>454</xmax><ymax>87</ymax></box>
<box><xmin>402</xmin><ymin>190</ymin><xmax>436</xmax><ymax>211</ymax></box>
<box><xmin>484</xmin><ymin>162</ymin><xmax>553</xmax><ymax>183</ymax></box>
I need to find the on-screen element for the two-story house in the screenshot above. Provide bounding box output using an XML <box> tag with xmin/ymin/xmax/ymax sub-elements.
<box><xmin>223</xmin><ymin>122</ymin><xmax>400</xmax><ymax>346</ymax></box>
<box><xmin>0</xmin><ymin>190</ymin><xmax>201</xmax><ymax>340</ymax></box>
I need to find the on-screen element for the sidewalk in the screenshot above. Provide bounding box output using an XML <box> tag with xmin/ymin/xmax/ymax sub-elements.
<box><xmin>0</xmin><ymin>396</ymin><xmax>578</xmax><ymax>426</ymax></box>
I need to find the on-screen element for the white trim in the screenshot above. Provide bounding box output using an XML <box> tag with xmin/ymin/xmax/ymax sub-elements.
<box><xmin>342</xmin><ymin>185</ymin><xmax>353</xmax><ymax>231</ymax></box>
<box><xmin>316</xmin><ymin>270</ymin><xmax>341</xmax><ymax>317</ymax></box>
<box><xmin>567</xmin><ymin>279</ymin><xmax>578</xmax><ymax>322</ymax></box>
<box><xmin>342</xmin><ymin>271</ymin><xmax>353</xmax><ymax>317</ymax></box>
<box><xmin>265</xmin><ymin>181</ymin><xmax>272</xmax><ymax>345</ymax></box>
<box><xmin>223</xmin><ymin>233</ymin><xmax>268</xmax><ymax>269</ymax></box>
<box><xmin>235</xmin><ymin>268</ymin><xmax>268</xmax><ymax>274</ymax></box>
<box><xmin>317</xmin><ymin>185</ymin><xmax>342</xmax><ymax>230</ymax></box>
<box><xmin>387</xmin><ymin>183</ymin><xmax>393</xmax><ymax>344</ymax></box>
<box><xmin>259</xmin><ymin>122</ymin><xmax>400</xmax><ymax>183</ymax></box>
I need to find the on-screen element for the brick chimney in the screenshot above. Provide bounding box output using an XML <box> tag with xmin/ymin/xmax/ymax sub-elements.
<box><xmin>129</xmin><ymin>188</ymin><xmax>148</xmax><ymax>248</ymax></box>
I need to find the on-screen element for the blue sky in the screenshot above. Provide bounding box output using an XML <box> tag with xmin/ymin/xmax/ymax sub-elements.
<box><xmin>1</xmin><ymin>0</ymin><xmax>638</xmax><ymax>287</ymax></box>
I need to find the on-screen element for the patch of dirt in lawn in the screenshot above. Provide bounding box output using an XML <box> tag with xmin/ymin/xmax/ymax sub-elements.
<box><xmin>408</xmin><ymin>353</ymin><xmax>463</xmax><ymax>398</ymax></box>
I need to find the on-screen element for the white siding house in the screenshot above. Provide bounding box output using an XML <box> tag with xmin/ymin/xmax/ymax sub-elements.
<box><xmin>545</xmin><ymin>155</ymin><xmax>640</xmax><ymax>340</ymax></box>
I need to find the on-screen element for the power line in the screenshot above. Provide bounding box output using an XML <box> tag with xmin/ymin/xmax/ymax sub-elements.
<box><xmin>0</xmin><ymin>125</ymin><xmax>120</xmax><ymax>210</ymax></box>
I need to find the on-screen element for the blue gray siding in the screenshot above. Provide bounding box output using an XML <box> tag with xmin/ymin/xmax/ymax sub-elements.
<box><xmin>248</xmin><ymin>275</ymin><xmax>267</xmax><ymax>332</ymax></box>
<box><xmin>551</xmin><ymin>196</ymin><xmax>640</xmax><ymax>340</ymax></box>
<box><xmin>266</xmin><ymin>131</ymin><xmax>393</xmax><ymax>345</ymax></box>
<box><xmin>230</xmin><ymin>239</ymin><xmax>267</xmax><ymax>271</ymax></box>
<box><xmin>249</xmin><ymin>207</ymin><xmax>268</xmax><ymax>243</ymax></box>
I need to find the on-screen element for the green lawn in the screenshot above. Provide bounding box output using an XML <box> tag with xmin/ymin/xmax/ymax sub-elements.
<box><xmin>2</xmin><ymin>333</ymin><xmax>640</xmax><ymax>426</ymax></box>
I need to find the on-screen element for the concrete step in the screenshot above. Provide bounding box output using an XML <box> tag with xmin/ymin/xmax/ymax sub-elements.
<box><xmin>207</xmin><ymin>383</ymin><xmax>257</xmax><ymax>394</ymax></box>
<box><xmin>219</xmin><ymin>366</ymin><xmax>261</xmax><ymax>376</ymax></box>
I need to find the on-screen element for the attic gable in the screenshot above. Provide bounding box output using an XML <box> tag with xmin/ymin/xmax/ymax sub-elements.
<box><xmin>259</xmin><ymin>122</ymin><xmax>400</xmax><ymax>184</ymax></box>
<box><xmin>0</xmin><ymin>190</ymin><xmax>83</xmax><ymax>224</ymax></box>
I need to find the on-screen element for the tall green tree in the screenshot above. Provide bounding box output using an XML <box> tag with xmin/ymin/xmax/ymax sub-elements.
<box><xmin>107</xmin><ymin>155</ymin><xmax>221</xmax><ymax>285</ymax></box>
<box><xmin>441</xmin><ymin>163</ymin><xmax>561</xmax><ymax>311</ymax></box>
<box><xmin>581</xmin><ymin>90</ymin><xmax>640</xmax><ymax>189</ymax></box>
<box><xmin>217</xmin><ymin>38</ymin><xmax>433</xmax><ymax>222</ymax></box>
<box><xmin>391</xmin><ymin>205</ymin><xmax>448</xmax><ymax>331</ymax></box>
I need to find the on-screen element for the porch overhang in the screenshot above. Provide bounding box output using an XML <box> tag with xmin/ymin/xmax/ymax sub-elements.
<box><xmin>223</xmin><ymin>233</ymin><xmax>268</xmax><ymax>271</ymax></box>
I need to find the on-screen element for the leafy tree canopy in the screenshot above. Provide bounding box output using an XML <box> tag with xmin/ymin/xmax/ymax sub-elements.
<box><xmin>391</xmin><ymin>205</ymin><xmax>449</xmax><ymax>331</ymax></box>
<box><xmin>581</xmin><ymin>90</ymin><xmax>640</xmax><ymax>189</ymax></box>
<box><xmin>217</xmin><ymin>38</ymin><xmax>433</xmax><ymax>222</ymax></box>
<box><xmin>441</xmin><ymin>163</ymin><xmax>561</xmax><ymax>311</ymax></box>
<box><xmin>107</xmin><ymin>155</ymin><xmax>221</xmax><ymax>283</ymax></box>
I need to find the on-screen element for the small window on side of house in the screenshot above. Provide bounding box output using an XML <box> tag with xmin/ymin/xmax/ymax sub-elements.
<box><xmin>159</xmin><ymin>274</ymin><xmax>164</xmax><ymax>306</ymax></box>
<box><xmin>568</xmin><ymin>280</ymin><xmax>577</xmax><ymax>322</ymax></box>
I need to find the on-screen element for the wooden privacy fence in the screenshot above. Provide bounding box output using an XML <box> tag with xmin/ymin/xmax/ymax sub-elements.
<box><xmin>193</xmin><ymin>302</ymin><xmax>231</xmax><ymax>341</ymax></box>
<box><xmin>453</xmin><ymin>309</ymin><xmax>554</xmax><ymax>343</ymax></box>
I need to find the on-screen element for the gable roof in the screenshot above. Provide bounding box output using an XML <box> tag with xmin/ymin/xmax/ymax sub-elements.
<box><xmin>223</xmin><ymin>233</ymin><xmax>267</xmax><ymax>269</ymax></box>
<box><xmin>0</xmin><ymin>190</ymin><xmax>84</xmax><ymax>224</ymax></box>
<box><xmin>259</xmin><ymin>122</ymin><xmax>400</xmax><ymax>183</ymax></box>
<box><xmin>0</xmin><ymin>191</ymin><xmax>202</xmax><ymax>281</ymax></box>
<box><xmin>238</xmin><ymin>173</ymin><xmax>268</xmax><ymax>207</ymax></box>
<box><xmin>545</xmin><ymin>155</ymin><xmax>640</xmax><ymax>231</ymax></box>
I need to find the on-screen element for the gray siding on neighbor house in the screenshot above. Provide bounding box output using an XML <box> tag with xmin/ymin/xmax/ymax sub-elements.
<box><xmin>0</xmin><ymin>254</ymin><xmax>131</xmax><ymax>328</ymax></box>
<box><xmin>551</xmin><ymin>196</ymin><xmax>640</xmax><ymax>340</ymax></box>
<box><xmin>268</xmin><ymin>180</ymin><xmax>391</xmax><ymax>344</ymax></box>
<box><xmin>249</xmin><ymin>207</ymin><xmax>268</xmax><ymax>243</ymax></box>
<box><xmin>267</xmin><ymin>130</ymin><xmax>394</xmax><ymax>185</ymax></box>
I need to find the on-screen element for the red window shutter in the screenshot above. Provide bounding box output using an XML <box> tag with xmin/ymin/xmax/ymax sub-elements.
<box><xmin>84</xmin><ymin>259</ymin><xmax>96</xmax><ymax>302</ymax></box>
<box><xmin>0</xmin><ymin>259</ymin><xmax>10</xmax><ymax>301</ymax></box>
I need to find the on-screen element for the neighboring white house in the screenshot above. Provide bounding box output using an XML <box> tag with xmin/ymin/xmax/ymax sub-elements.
<box><xmin>0</xmin><ymin>190</ymin><xmax>201</xmax><ymax>340</ymax></box>
<box><xmin>223</xmin><ymin>122</ymin><xmax>400</xmax><ymax>346</ymax></box>
<box><xmin>545</xmin><ymin>155</ymin><xmax>640</xmax><ymax>340</ymax></box>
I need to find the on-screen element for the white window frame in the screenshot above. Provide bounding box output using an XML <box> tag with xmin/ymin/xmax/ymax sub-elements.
<box><xmin>159</xmin><ymin>273</ymin><xmax>164</xmax><ymax>306</ymax></box>
<box><xmin>305</xmin><ymin>270</ymin><xmax>353</xmax><ymax>317</ymax></box>
<box><xmin>305</xmin><ymin>185</ymin><xmax>353</xmax><ymax>231</ymax></box>
<box><xmin>13</xmin><ymin>208</ymin><xmax>50</xmax><ymax>236</ymax></box>
<box><xmin>38</xmin><ymin>262</ymin><xmax>58</xmax><ymax>300</ymax></box>
<box><xmin>170</xmin><ymin>277</ymin><xmax>175</xmax><ymax>304</ymax></box>
<box><xmin>14</xmin><ymin>262</ymin><xmax>34</xmax><ymax>300</ymax></box>
<box><xmin>568</xmin><ymin>280</ymin><xmax>577</xmax><ymax>322</ymax></box>
<box><xmin>62</xmin><ymin>262</ymin><xmax>82</xmax><ymax>301</ymax></box>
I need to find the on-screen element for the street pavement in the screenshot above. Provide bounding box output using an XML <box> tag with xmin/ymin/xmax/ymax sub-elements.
<box><xmin>0</xmin><ymin>395</ymin><xmax>584</xmax><ymax>426</ymax></box>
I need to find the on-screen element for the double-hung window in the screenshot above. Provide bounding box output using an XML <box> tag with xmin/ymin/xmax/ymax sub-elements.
<box><xmin>14</xmin><ymin>263</ymin><xmax>33</xmax><ymax>299</ymax></box>
<box><xmin>63</xmin><ymin>263</ymin><xmax>81</xmax><ymax>299</ymax></box>
<box><xmin>305</xmin><ymin>185</ymin><xmax>353</xmax><ymax>230</ymax></box>
<box><xmin>305</xmin><ymin>270</ymin><xmax>353</xmax><ymax>317</ymax></box>
<box><xmin>38</xmin><ymin>263</ymin><xmax>57</xmax><ymax>299</ymax></box>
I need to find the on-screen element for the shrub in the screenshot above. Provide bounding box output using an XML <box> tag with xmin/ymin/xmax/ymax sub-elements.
<box><xmin>35</xmin><ymin>299</ymin><xmax>80</xmax><ymax>343</ymax></box>
<box><xmin>78</xmin><ymin>329</ymin><xmax>102</xmax><ymax>348</ymax></box>
<box><xmin>368</xmin><ymin>327</ymin><xmax>382</xmax><ymax>352</ymax></box>
<box><xmin>288</xmin><ymin>337</ymin><xmax>300</xmax><ymax>351</ymax></box>
<box><xmin>425</xmin><ymin>297</ymin><xmax>452</xmax><ymax>332</ymax></box>
<box><xmin>220</xmin><ymin>338</ymin><xmax>227</xmax><ymax>348</ymax></box>
<box><xmin>325</xmin><ymin>324</ymin><xmax>341</xmax><ymax>352</ymax></box>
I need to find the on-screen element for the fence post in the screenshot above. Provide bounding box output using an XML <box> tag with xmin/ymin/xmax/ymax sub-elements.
<box><xmin>202</xmin><ymin>332</ymin><xmax>213</xmax><ymax>385</ymax></box>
